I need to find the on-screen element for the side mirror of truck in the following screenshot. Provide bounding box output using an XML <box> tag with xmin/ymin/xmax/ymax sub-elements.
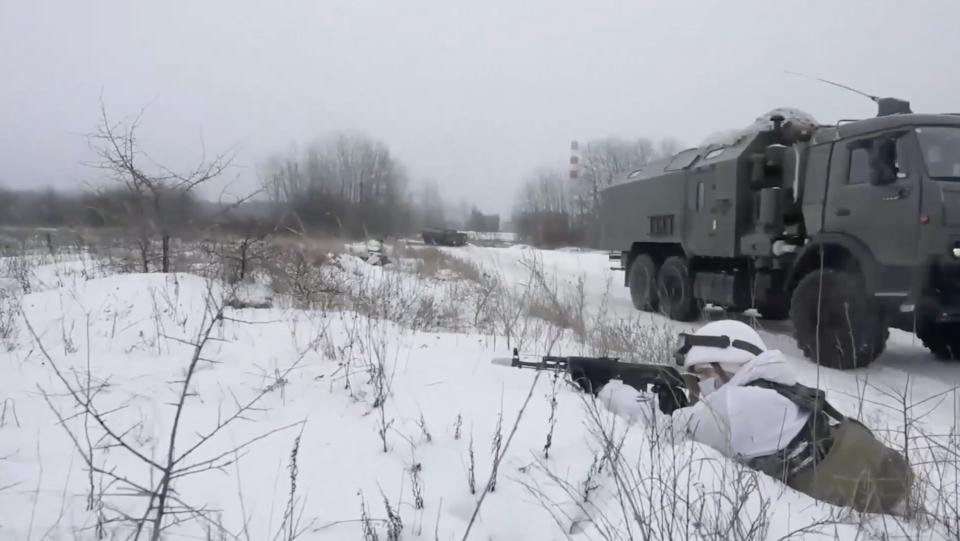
<box><xmin>869</xmin><ymin>139</ymin><xmax>899</xmax><ymax>186</ymax></box>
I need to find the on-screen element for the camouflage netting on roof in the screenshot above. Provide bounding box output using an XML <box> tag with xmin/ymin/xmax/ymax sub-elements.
<box><xmin>702</xmin><ymin>108</ymin><xmax>820</xmax><ymax>147</ymax></box>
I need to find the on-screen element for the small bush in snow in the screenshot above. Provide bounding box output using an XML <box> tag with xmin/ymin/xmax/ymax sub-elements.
<box><xmin>394</xmin><ymin>244</ymin><xmax>483</xmax><ymax>284</ymax></box>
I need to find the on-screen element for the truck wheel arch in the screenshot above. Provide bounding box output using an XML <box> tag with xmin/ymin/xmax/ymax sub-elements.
<box><xmin>786</xmin><ymin>234</ymin><xmax>879</xmax><ymax>296</ymax></box>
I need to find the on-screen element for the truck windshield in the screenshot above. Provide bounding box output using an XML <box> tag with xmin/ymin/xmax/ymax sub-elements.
<box><xmin>916</xmin><ymin>126</ymin><xmax>960</xmax><ymax>180</ymax></box>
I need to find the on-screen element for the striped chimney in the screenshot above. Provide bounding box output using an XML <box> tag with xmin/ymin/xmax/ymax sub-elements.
<box><xmin>568</xmin><ymin>140</ymin><xmax>581</xmax><ymax>181</ymax></box>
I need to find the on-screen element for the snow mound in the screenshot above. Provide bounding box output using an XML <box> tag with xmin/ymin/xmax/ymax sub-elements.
<box><xmin>702</xmin><ymin>107</ymin><xmax>820</xmax><ymax>147</ymax></box>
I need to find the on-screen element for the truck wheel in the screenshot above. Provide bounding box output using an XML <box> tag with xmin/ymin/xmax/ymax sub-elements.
<box><xmin>917</xmin><ymin>321</ymin><xmax>960</xmax><ymax>360</ymax></box>
<box><xmin>656</xmin><ymin>256</ymin><xmax>699</xmax><ymax>321</ymax></box>
<box><xmin>628</xmin><ymin>254</ymin><xmax>658</xmax><ymax>311</ymax></box>
<box><xmin>789</xmin><ymin>269</ymin><xmax>887</xmax><ymax>369</ymax></box>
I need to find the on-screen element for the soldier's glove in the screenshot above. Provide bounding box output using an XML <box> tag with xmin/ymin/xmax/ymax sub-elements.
<box><xmin>651</xmin><ymin>384</ymin><xmax>688</xmax><ymax>415</ymax></box>
<box><xmin>568</xmin><ymin>364</ymin><xmax>614</xmax><ymax>395</ymax></box>
<box><xmin>570</xmin><ymin>370</ymin><xmax>611</xmax><ymax>395</ymax></box>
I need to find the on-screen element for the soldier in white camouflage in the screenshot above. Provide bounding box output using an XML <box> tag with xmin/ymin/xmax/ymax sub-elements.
<box><xmin>599</xmin><ymin>320</ymin><xmax>914</xmax><ymax>515</ymax></box>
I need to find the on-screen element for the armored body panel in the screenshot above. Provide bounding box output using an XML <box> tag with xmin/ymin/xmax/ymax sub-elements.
<box><xmin>600</xmin><ymin>128</ymin><xmax>783</xmax><ymax>258</ymax></box>
<box><xmin>599</xmin><ymin>159</ymin><xmax>686</xmax><ymax>250</ymax></box>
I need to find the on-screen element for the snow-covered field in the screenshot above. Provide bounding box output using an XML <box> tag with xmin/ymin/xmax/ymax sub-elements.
<box><xmin>1</xmin><ymin>242</ymin><xmax>959</xmax><ymax>540</ymax></box>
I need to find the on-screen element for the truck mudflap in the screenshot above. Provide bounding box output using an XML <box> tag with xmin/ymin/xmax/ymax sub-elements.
<box><xmin>609</xmin><ymin>251</ymin><xmax>624</xmax><ymax>271</ymax></box>
<box><xmin>903</xmin><ymin>259</ymin><xmax>960</xmax><ymax>324</ymax></box>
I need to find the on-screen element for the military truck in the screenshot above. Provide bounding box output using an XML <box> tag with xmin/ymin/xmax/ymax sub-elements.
<box><xmin>602</xmin><ymin>99</ymin><xmax>960</xmax><ymax>369</ymax></box>
<box><xmin>421</xmin><ymin>228</ymin><xmax>468</xmax><ymax>247</ymax></box>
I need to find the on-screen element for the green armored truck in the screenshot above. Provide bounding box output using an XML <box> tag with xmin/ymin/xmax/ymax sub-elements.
<box><xmin>602</xmin><ymin>99</ymin><xmax>960</xmax><ymax>369</ymax></box>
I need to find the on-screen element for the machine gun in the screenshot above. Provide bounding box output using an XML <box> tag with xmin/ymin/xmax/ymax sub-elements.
<box><xmin>492</xmin><ymin>348</ymin><xmax>700</xmax><ymax>415</ymax></box>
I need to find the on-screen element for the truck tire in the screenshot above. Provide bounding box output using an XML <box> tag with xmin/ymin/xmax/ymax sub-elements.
<box><xmin>628</xmin><ymin>254</ymin><xmax>658</xmax><ymax>311</ymax></box>
<box><xmin>790</xmin><ymin>269</ymin><xmax>888</xmax><ymax>369</ymax></box>
<box><xmin>917</xmin><ymin>321</ymin><xmax>960</xmax><ymax>360</ymax></box>
<box><xmin>656</xmin><ymin>256</ymin><xmax>699</xmax><ymax>322</ymax></box>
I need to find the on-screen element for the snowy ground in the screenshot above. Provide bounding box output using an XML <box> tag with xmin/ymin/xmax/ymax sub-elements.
<box><xmin>1</xmin><ymin>243</ymin><xmax>959</xmax><ymax>540</ymax></box>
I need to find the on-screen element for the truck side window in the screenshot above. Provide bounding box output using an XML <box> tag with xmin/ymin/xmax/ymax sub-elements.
<box><xmin>848</xmin><ymin>147</ymin><xmax>872</xmax><ymax>184</ymax></box>
<box><xmin>847</xmin><ymin>134</ymin><xmax>906</xmax><ymax>185</ymax></box>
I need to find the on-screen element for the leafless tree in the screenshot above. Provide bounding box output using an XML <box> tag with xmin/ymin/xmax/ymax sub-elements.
<box><xmin>417</xmin><ymin>179</ymin><xmax>447</xmax><ymax>230</ymax></box>
<box><xmin>513</xmin><ymin>168</ymin><xmax>579</xmax><ymax>247</ymax></box>
<box><xmin>86</xmin><ymin>100</ymin><xmax>234</xmax><ymax>272</ymax></box>
<box><xmin>261</xmin><ymin>132</ymin><xmax>412</xmax><ymax>238</ymax></box>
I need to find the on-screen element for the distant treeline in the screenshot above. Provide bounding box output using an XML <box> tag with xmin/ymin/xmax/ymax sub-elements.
<box><xmin>0</xmin><ymin>184</ymin><xmax>494</xmax><ymax>239</ymax></box>
<box><xmin>0</xmin><ymin>186</ymin><xmax>195</xmax><ymax>228</ymax></box>
<box><xmin>260</xmin><ymin>131</ymin><xmax>500</xmax><ymax>238</ymax></box>
<box><xmin>0</xmin><ymin>186</ymin><xmax>261</xmax><ymax>231</ymax></box>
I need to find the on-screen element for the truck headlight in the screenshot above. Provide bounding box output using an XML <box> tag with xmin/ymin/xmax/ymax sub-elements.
<box><xmin>953</xmin><ymin>247</ymin><xmax>960</xmax><ymax>258</ymax></box>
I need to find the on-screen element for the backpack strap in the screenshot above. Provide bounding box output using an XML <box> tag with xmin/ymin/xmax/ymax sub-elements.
<box><xmin>746</xmin><ymin>379</ymin><xmax>846</xmax><ymax>424</ymax></box>
<box><xmin>743</xmin><ymin>379</ymin><xmax>843</xmax><ymax>481</ymax></box>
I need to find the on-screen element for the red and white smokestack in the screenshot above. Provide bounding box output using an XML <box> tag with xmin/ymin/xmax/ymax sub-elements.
<box><xmin>568</xmin><ymin>140</ymin><xmax>581</xmax><ymax>181</ymax></box>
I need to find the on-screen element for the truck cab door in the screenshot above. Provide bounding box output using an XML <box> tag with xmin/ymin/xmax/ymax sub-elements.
<box><xmin>824</xmin><ymin>130</ymin><xmax>921</xmax><ymax>280</ymax></box>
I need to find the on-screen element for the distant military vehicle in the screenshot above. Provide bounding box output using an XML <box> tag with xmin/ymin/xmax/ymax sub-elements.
<box><xmin>602</xmin><ymin>97</ymin><xmax>960</xmax><ymax>369</ymax></box>
<box><xmin>421</xmin><ymin>228</ymin><xmax>468</xmax><ymax>247</ymax></box>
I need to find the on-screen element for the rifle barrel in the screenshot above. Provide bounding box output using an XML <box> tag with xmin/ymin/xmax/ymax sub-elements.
<box><xmin>512</xmin><ymin>358</ymin><xmax>568</xmax><ymax>370</ymax></box>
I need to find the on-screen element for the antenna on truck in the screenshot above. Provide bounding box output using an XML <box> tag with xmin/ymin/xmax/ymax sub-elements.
<box><xmin>784</xmin><ymin>71</ymin><xmax>912</xmax><ymax>117</ymax></box>
<box><xmin>785</xmin><ymin>70</ymin><xmax>879</xmax><ymax>101</ymax></box>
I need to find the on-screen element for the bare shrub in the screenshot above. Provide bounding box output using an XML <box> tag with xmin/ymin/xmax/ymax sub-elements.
<box><xmin>2</xmin><ymin>248</ymin><xmax>34</xmax><ymax>294</ymax></box>
<box><xmin>467</xmin><ymin>429</ymin><xmax>476</xmax><ymax>495</ymax></box>
<box><xmin>489</xmin><ymin>412</ymin><xmax>503</xmax><ymax>493</ymax></box>
<box><xmin>543</xmin><ymin>369</ymin><xmax>561</xmax><ymax>459</ymax></box>
<box><xmin>26</xmin><ymin>281</ymin><xmax>307</xmax><ymax>539</ymax></box>
<box><xmin>359</xmin><ymin>492</ymin><xmax>380</xmax><ymax>541</ymax></box>
<box><xmin>472</xmin><ymin>250</ymin><xmax>587</xmax><ymax>350</ymax></box>
<box><xmin>266</xmin><ymin>236</ymin><xmax>346</xmax><ymax>309</ymax></box>
<box><xmin>410</xmin><ymin>463</ymin><xmax>425</xmax><ymax>510</ymax></box>
<box><xmin>347</xmin><ymin>267</ymin><xmax>419</xmax><ymax>323</ymax></box>
<box><xmin>205</xmin><ymin>228</ymin><xmax>273</xmax><ymax>284</ymax></box>
<box><xmin>418</xmin><ymin>413</ymin><xmax>433</xmax><ymax>444</ymax></box>
<box><xmin>381</xmin><ymin>489</ymin><xmax>403</xmax><ymax>541</ymax></box>
<box><xmin>352</xmin><ymin>318</ymin><xmax>400</xmax><ymax>453</ymax></box>
<box><xmin>525</xmin><ymin>294</ymin><xmax>585</xmax><ymax>340</ymax></box>
<box><xmin>276</xmin><ymin>428</ymin><xmax>313</xmax><ymax>541</ymax></box>
<box><xmin>476</xmin><ymin>267</ymin><xmax>533</xmax><ymax>351</ymax></box>
<box><xmin>0</xmin><ymin>287</ymin><xmax>20</xmax><ymax>350</ymax></box>
<box><xmin>394</xmin><ymin>244</ymin><xmax>483</xmax><ymax>283</ymax></box>
<box><xmin>526</xmin><ymin>268</ymin><xmax>587</xmax><ymax>342</ymax></box>
<box><xmin>589</xmin><ymin>313</ymin><xmax>682</xmax><ymax>365</ymax></box>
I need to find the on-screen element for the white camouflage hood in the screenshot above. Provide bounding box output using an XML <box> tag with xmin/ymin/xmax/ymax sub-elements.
<box><xmin>724</xmin><ymin>349</ymin><xmax>796</xmax><ymax>388</ymax></box>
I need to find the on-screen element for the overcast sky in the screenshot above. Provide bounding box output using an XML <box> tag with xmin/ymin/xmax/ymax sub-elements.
<box><xmin>2</xmin><ymin>0</ymin><xmax>959</xmax><ymax>214</ymax></box>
